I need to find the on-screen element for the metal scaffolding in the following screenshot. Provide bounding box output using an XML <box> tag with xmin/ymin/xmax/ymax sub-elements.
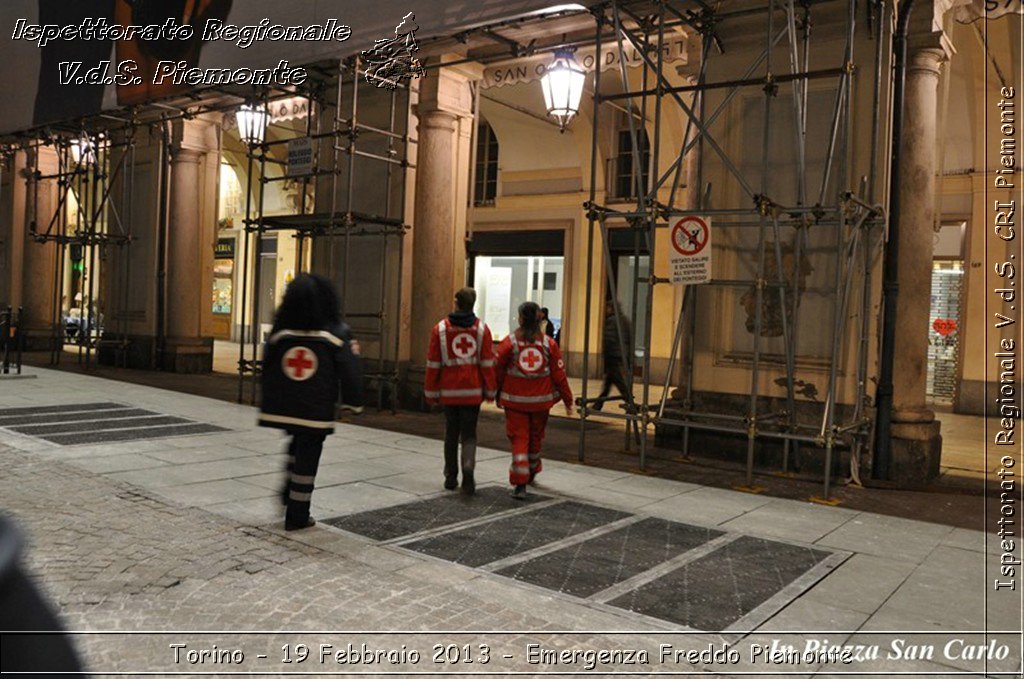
<box><xmin>235</xmin><ymin>58</ymin><xmax>412</xmax><ymax>411</ymax></box>
<box><xmin>576</xmin><ymin>0</ymin><xmax>889</xmax><ymax>499</ymax></box>
<box><xmin>22</xmin><ymin>123</ymin><xmax>138</xmax><ymax>369</ymax></box>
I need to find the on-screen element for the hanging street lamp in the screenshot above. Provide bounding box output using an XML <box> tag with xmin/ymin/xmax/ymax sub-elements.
<box><xmin>540</xmin><ymin>48</ymin><xmax>586</xmax><ymax>133</ymax></box>
<box><xmin>235</xmin><ymin>103</ymin><xmax>269</xmax><ymax>146</ymax></box>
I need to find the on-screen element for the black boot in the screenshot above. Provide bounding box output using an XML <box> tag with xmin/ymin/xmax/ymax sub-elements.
<box><xmin>513</xmin><ymin>484</ymin><xmax>527</xmax><ymax>499</ymax></box>
<box><xmin>444</xmin><ymin>475</ymin><xmax>458</xmax><ymax>491</ymax></box>
<box><xmin>461</xmin><ymin>469</ymin><xmax>475</xmax><ymax>495</ymax></box>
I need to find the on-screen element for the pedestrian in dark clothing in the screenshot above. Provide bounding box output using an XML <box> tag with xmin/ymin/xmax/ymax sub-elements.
<box><xmin>258</xmin><ymin>274</ymin><xmax>364</xmax><ymax>531</ymax></box>
<box><xmin>424</xmin><ymin>287</ymin><xmax>497</xmax><ymax>494</ymax></box>
<box><xmin>539</xmin><ymin>307</ymin><xmax>557</xmax><ymax>343</ymax></box>
<box><xmin>594</xmin><ymin>300</ymin><xmax>632</xmax><ymax>411</ymax></box>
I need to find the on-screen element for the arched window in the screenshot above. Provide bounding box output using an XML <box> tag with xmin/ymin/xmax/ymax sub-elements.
<box><xmin>474</xmin><ymin>120</ymin><xmax>499</xmax><ymax>206</ymax></box>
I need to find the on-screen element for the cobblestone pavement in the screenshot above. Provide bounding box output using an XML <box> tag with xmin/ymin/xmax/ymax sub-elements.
<box><xmin>0</xmin><ymin>368</ymin><xmax>1021</xmax><ymax>678</ymax></box>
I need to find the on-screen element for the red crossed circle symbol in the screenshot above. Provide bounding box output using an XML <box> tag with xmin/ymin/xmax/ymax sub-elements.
<box><xmin>451</xmin><ymin>333</ymin><xmax>478</xmax><ymax>358</ymax></box>
<box><xmin>518</xmin><ymin>346</ymin><xmax>544</xmax><ymax>373</ymax></box>
<box><xmin>671</xmin><ymin>217</ymin><xmax>709</xmax><ymax>256</ymax></box>
<box><xmin>282</xmin><ymin>346</ymin><xmax>318</xmax><ymax>381</ymax></box>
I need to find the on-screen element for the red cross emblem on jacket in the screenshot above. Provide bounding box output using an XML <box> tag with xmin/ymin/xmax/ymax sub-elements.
<box><xmin>452</xmin><ymin>333</ymin><xmax>478</xmax><ymax>358</ymax></box>
<box><xmin>495</xmin><ymin>331</ymin><xmax>573</xmax><ymax>412</ymax></box>
<box><xmin>282</xmin><ymin>346</ymin><xmax>318</xmax><ymax>381</ymax></box>
<box><xmin>424</xmin><ymin>318</ymin><xmax>497</xmax><ymax>405</ymax></box>
<box><xmin>518</xmin><ymin>346</ymin><xmax>544</xmax><ymax>373</ymax></box>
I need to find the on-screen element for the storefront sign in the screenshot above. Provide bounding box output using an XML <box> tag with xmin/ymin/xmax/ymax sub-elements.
<box><xmin>223</xmin><ymin>96</ymin><xmax>311</xmax><ymax>134</ymax></box>
<box><xmin>668</xmin><ymin>216</ymin><xmax>712</xmax><ymax>285</ymax></box>
<box><xmin>215</xmin><ymin>237</ymin><xmax>236</xmax><ymax>259</ymax></box>
<box><xmin>286</xmin><ymin>137</ymin><xmax>314</xmax><ymax>177</ymax></box>
<box><xmin>481</xmin><ymin>35</ymin><xmax>687</xmax><ymax>89</ymax></box>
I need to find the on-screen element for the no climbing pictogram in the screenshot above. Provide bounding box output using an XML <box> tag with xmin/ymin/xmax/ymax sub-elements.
<box><xmin>671</xmin><ymin>217</ymin><xmax>709</xmax><ymax>256</ymax></box>
<box><xmin>668</xmin><ymin>215</ymin><xmax>713</xmax><ymax>285</ymax></box>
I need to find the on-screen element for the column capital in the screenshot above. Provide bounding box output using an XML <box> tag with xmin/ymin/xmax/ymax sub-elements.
<box><xmin>418</xmin><ymin>54</ymin><xmax>483</xmax><ymax>118</ymax></box>
<box><xmin>907</xmin><ymin>0</ymin><xmax>956</xmax><ymax>60</ymax></box>
<box><xmin>417</xmin><ymin>108</ymin><xmax>459</xmax><ymax>133</ymax></box>
<box><xmin>169</xmin><ymin>118</ymin><xmax>217</xmax><ymax>155</ymax></box>
<box><xmin>169</xmin><ymin>146</ymin><xmax>204</xmax><ymax>164</ymax></box>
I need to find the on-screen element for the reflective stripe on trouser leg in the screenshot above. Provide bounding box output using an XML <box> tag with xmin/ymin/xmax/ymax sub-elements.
<box><xmin>286</xmin><ymin>431</ymin><xmax>326</xmax><ymax>525</ymax></box>
<box><xmin>528</xmin><ymin>410</ymin><xmax>548</xmax><ymax>475</ymax></box>
<box><xmin>461</xmin><ymin>437</ymin><xmax>477</xmax><ymax>472</ymax></box>
<box><xmin>505</xmin><ymin>409</ymin><xmax>532</xmax><ymax>486</ymax></box>
<box><xmin>460</xmin><ymin>405</ymin><xmax>480</xmax><ymax>472</ymax></box>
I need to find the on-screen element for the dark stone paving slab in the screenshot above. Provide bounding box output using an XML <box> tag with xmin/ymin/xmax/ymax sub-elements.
<box><xmin>0</xmin><ymin>408</ymin><xmax>149</xmax><ymax>426</ymax></box>
<box><xmin>606</xmin><ymin>534</ymin><xmax>833</xmax><ymax>630</ymax></box>
<box><xmin>0</xmin><ymin>402</ymin><xmax>125</xmax><ymax>416</ymax></box>
<box><xmin>39</xmin><ymin>423</ymin><xmax>227</xmax><ymax>445</ymax></box>
<box><xmin>324</xmin><ymin>486</ymin><xmax>548</xmax><ymax>541</ymax></box>
<box><xmin>10</xmin><ymin>415</ymin><xmax>191</xmax><ymax>436</ymax></box>
<box><xmin>496</xmin><ymin>517</ymin><xmax>724</xmax><ymax>598</ymax></box>
<box><xmin>402</xmin><ymin>501</ymin><xmax>630</xmax><ymax>568</ymax></box>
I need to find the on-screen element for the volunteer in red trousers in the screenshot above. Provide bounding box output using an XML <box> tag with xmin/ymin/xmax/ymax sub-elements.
<box><xmin>495</xmin><ymin>301</ymin><xmax>573</xmax><ymax>499</ymax></box>
<box><xmin>424</xmin><ymin>287</ymin><xmax>497</xmax><ymax>494</ymax></box>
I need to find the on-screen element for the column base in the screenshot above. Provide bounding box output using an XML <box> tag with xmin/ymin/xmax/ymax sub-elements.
<box><xmin>19</xmin><ymin>327</ymin><xmax>59</xmax><ymax>352</ymax></box>
<box><xmin>160</xmin><ymin>337</ymin><xmax>213</xmax><ymax>374</ymax></box>
<box><xmin>888</xmin><ymin>418</ymin><xmax>942</xmax><ymax>484</ymax></box>
<box><xmin>401</xmin><ymin>365</ymin><xmax>431</xmax><ymax>411</ymax></box>
<box><xmin>97</xmin><ymin>334</ymin><xmax>157</xmax><ymax>370</ymax></box>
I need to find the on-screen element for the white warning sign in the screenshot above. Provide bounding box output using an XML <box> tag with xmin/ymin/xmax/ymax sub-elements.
<box><xmin>669</xmin><ymin>216</ymin><xmax>712</xmax><ymax>285</ymax></box>
<box><xmin>286</xmin><ymin>137</ymin><xmax>314</xmax><ymax>177</ymax></box>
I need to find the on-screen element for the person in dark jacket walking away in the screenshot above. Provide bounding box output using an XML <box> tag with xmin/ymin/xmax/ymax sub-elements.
<box><xmin>593</xmin><ymin>299</ymin><xmax>633</xmax><ymax>411</ymax></box>
<box><xmin>495</xmin><ymin>302</ymin><xmax>573</xmax><ymax>499</ymax></box>
<box><xmin>424</xmin><ymin>287</ymin><xmax>497</xmax><ymax>494</ymax></box>
<box><xmin>258</xmin><ymin>274</ymin><xmax>364</xmax><ymax>531</ymax></box>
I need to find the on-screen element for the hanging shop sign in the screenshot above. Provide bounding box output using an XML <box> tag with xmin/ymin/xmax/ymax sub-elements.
<box><xmin>481</xmin><ymin>34</ymin><xmax>688</xmax><ymax>89</ymax></box>
<box><xmin>668</xmin><ymin>215</ymin><xmax>712</xmax><ymax>285</ymax></box>
<box><xmin>932</xmin><ymin>318</ymin><xmax>958</xmax><ymax>336</ymax></box>
<box><xmin>215</xmin><ymin>237</ymin><xmax>236</xmax><ymax>259</ymax></box>
<box><xmin>286</xmin><ymin>137</ymin><xmax>314</xmax><ymax>177</ymax></box>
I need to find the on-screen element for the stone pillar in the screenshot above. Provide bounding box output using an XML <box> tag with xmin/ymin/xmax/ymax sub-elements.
<box><xmin>406</xmin><ymin>57</ymin><xmax>481</xmax><ymax>402</ymax></box>
<box><xmin>888</xmin><ymin>45</ymin><xmax>949</xmax><ymax>482</ymax></box>
<box><xmin>20</xmin><ymin>147</ymin><xmax>59</xmax><ymax>348</ymax></box>
<box><xmin>409</xmin><ymin>108</ymin><xmax>460</xmax><ymax>363</ymax></box>
<box><xmin>162</xmin><ymin>122</ymin><xmax>215</xmax><ymax>373</ymax></box>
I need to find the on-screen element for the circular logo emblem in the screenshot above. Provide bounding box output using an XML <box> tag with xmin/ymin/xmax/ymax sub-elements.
<box><xmin>451</xmin><ymin>333</ymin><xmax>478</xmax><ymax>359</ymax></box>
<box><xmin>282</xmin><ymin>346</ymin><xmax>318</xmax><ymax>381</ymax></box>
<box><xmin>518</xmin><ymin>347</ymin><xmax>545</xmax><ymax>373</ymax></box>
<box><xmin>671</xmin><ymin>216</ymin><xmax>709</xmax><ymax>256</ymax></box>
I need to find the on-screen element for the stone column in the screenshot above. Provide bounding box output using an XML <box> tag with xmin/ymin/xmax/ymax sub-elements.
<box><xmin>20</xmin><ymin>147</ymin><xmax>59</xmax><ymax>348</ymax></box>
<box><xmin>409</xmin><ymin>108</ymin><xmax>460</xmax><ymax>363</ymax></box>
<box><xmin>162</xmin><ymin>122</ymin><xmax>215</xmax><ymax>373</ymax></box>
<box><xmin>406</xmin><ymin>57</ymin><xmax>482</xmax><ymax>402</ymax></box>
<box><xmin>888</xmin><ymin>45</ymin><xmax>948</xmax><ymax>482</ymax></box>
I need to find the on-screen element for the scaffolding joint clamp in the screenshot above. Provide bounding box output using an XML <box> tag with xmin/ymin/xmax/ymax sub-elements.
<box><xmin>763</xmin><ymin>73</ymin><xmax>778</xmax><ymax>97</ymax></box>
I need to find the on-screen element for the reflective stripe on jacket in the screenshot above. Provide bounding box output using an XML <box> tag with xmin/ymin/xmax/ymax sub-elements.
<box><xmin>424</xmin><ymin>318</ymin><xmax>497</xmax><ymax>405</ymax></box>
<box><xmin>495</xmin><ymin>331</ymin><xmax>573</xmax><ymax>412</ymax></box>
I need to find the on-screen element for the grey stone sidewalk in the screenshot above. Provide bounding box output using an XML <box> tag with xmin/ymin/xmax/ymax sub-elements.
<box><xmin>0</xmin><ymin>367</ymin><xmax>1020</xmax><ymax>677</ymax></box>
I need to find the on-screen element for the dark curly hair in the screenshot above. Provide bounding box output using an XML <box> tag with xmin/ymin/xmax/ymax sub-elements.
<box><xmin>271</xmin><ymin>273</ymin><xmax>341</xmax><ymax>333</ymax></box>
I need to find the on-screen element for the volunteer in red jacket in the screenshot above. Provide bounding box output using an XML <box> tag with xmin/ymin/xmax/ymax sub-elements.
<box><xmin>424</xmin><ymin>287</ymin><xmax>497</xmax><ymax>495</ymax></box>
<box><xmin>495</xmin><ymin>301</ymin><xmax>573</xmax><ymax>499</ymax></box>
